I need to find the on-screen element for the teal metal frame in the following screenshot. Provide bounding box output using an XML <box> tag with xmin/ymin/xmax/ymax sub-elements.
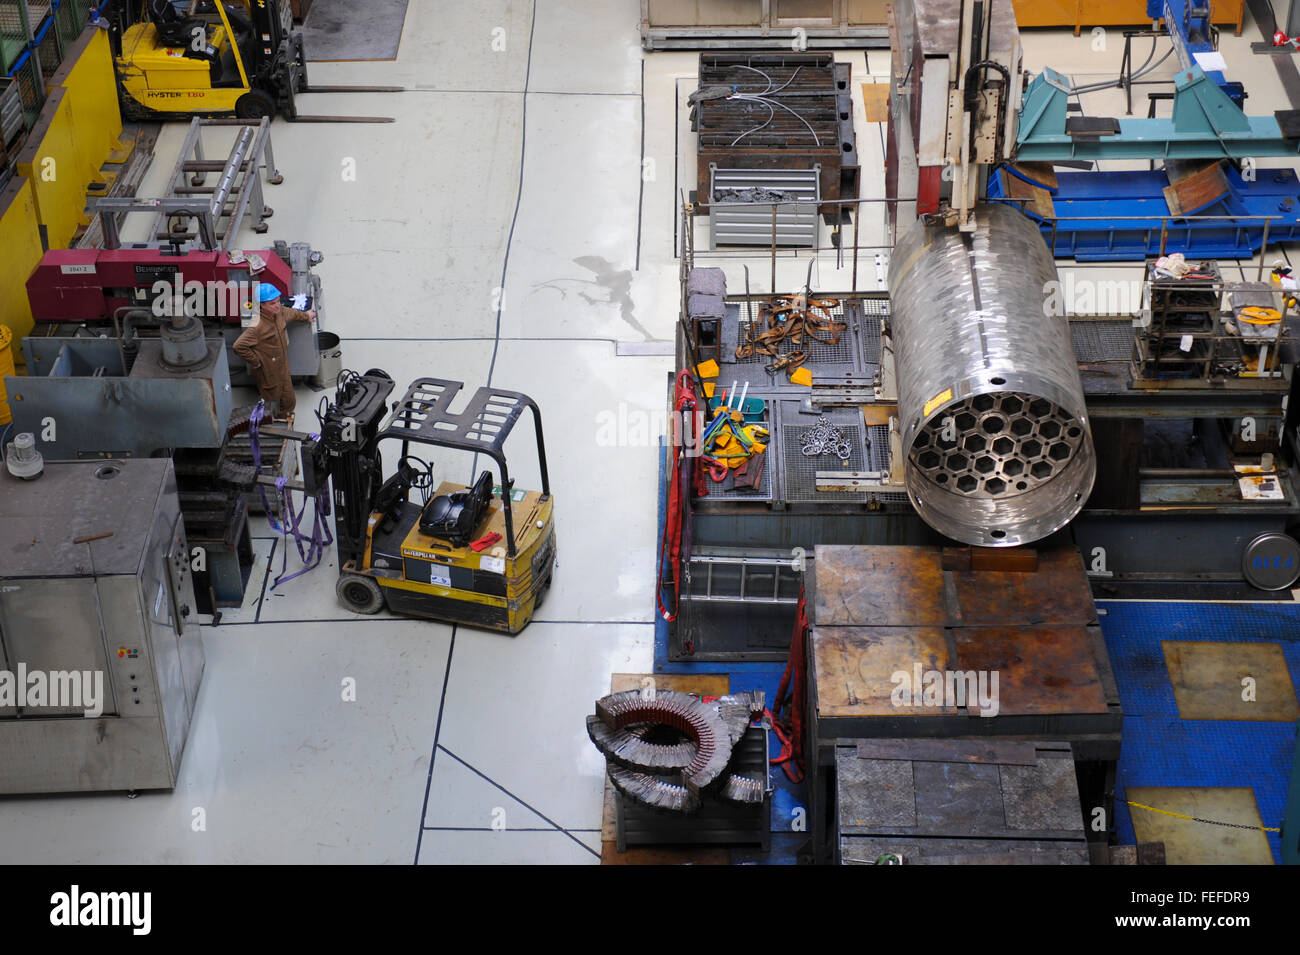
<box><xmin>1016</xmin><ymin>66</ymin><xmax>1300</xmax><ymax>161</ymax></box>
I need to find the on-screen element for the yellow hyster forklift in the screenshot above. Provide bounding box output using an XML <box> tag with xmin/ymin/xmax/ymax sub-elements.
<box><xmin>286</xmin><ymin>370</ymin><xmax>557</xmax><ymax>635</ymax></box>
<box><xmin>98</xmin><ymin>0</ymin><xmax>396</xmax><ymax>121</ymax></box>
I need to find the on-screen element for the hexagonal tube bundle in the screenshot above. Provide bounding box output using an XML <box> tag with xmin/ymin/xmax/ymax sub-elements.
<box><xmin>888</xmin><ymin>203</ymin><xmax>1096</xmax><ymax>546</ymax></box>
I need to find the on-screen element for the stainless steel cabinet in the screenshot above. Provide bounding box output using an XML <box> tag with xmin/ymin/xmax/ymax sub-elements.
<box><xmin>0</xmin><ymin>459</ymin><xmax>205</xmax><ymax>793</ymax></box>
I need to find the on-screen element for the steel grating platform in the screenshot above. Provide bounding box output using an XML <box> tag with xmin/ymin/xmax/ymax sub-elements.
<box><xmin>703</xmin><ymin>439</ymin><xmax>774</xmax><ymax>501</ymax></box>
<box><xmin>718</xmin><ymin>299</ymin><xmax>873</xmax><ymax>391</ymax></box>
<box><xmin>1071</xmin><ymin>319</ymin><xmax>1139</xmax><ymax>364</ymax></box>
<box><xmin>780</xmin><ymin>405</ymin><xmax>873</xmax><ymax>504</ymax></box>
<box><xmin>695</xmin><ymin>295</ymin><xmax>900</xmax><ymax>509</ymax></box>
<box><xmin>858</xmin><ymin>298</ymin><xmax>884</xmax><ymax>367</ymax></box>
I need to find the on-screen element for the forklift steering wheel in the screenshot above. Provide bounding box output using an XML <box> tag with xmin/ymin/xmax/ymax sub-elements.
<box><xmin>399</xmin><ymin>456</ymin><xmax>434</xmax><ymax>498</ymax></box>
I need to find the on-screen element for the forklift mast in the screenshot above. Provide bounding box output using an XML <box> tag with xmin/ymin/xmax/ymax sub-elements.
<box><xmin>247</xmin><ymin>0</ymin><xmax>295</xmax><ymax>71</ymax></box>
<box><xmin>309</xmin><ymin>370</ymin><xmax>396</xmax><ymax>567</ymax></box>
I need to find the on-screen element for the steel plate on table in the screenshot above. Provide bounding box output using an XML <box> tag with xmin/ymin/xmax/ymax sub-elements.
<box><xmin>811</xmin><ymin>626</ymin><xmax>953</xmax><ymax>718</ymax></box>
<box><xmin>853</xmin><ymin>739</ymin><xmax>1039</xmax><ymax>764</ymax></box>
<box><xmin>948</xmin><ymin>546</ymin><xmax>1096</xmax><ymax>627</ymax></box>
<box><xmin>952</xmin><ymin>626</ymin><xmax>1111</xmax><ymax>716</ymax></box>
<box><xmin>813</xmin><ymin>545</ymin><xmax>946</xmax><ymax>627</ymax></box>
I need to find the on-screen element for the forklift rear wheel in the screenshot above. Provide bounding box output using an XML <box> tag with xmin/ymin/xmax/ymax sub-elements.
<box><xmin>534</xmin><ymin>573</ymin><xmax>552</xmax><ymax>610</ymax></box>
<box><xmin>235</xmin><ymin>89</ymin><xmax>276</xmax><ymax>120</ymax></box>
<box><xmin>337</xmin><ymin>574</ymin><xmax>384</xmax><ymax>614</ymax></box>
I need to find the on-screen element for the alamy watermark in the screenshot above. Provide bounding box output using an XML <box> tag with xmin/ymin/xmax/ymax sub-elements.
<box><xmin>595</xmin><ymin>403</ymin><xmax>707</xmax><ymax>456</ymax></box>
<box><xmin>1042</xmin><ymin>275</ymin><xmax>1144</xmax><ymax>318</ymax></box>
<box><xmin>0</xmin><ymin>665</ymin><xmax>104</xmax><ymax>717</ymax></box>
<box><xmin>891</xmin><ymin>663</ymin><xmax>1000</xmax><ymax>717</ymax></box>
<box><xmin>50</xmin><ymin>886</ymin><xmax>150</xmax><ymax>935</ymax></box>
<box><xmin>149</xmin><ymin>274</ymin><xmax>256</xmax><ymax>319</ymax></box>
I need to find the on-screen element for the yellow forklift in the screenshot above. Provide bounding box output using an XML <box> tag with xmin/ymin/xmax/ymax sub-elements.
<box><xmin>286</xmin><ymin>371</ymin><xmax>557</xmax><ymax>635</ymax></box>
<box><xmin>98</xmin><ymin>0</ymin><xmax>397</xmax><ymax>122</ymax></box>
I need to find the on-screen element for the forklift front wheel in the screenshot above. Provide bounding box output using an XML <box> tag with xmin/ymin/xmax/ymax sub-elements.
<box><xmin>337</xmin><ymin>574</ymin><xmax>384</xmax><ymax>615</ymax></box>
<box><xmin>235</xmin><ymin>89</ymin><xmax>276</xmax><ymax>120</ymax></box>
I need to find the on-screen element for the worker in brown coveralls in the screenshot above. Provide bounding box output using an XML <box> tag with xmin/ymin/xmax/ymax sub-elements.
<box><xmin>234</xmin><ymin>281</ymin><xmax>316</xmax><ymax>420</ymax></box>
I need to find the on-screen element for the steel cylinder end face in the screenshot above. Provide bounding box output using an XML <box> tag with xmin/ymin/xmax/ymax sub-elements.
<box><xmin>904</xmin><ymin>390</ymin><xmax>1095</xmax><ymax>547</ymax></box>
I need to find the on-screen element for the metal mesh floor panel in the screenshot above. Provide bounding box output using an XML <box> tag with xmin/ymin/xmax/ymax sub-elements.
<box><xmin>733</xmin><ymin>300</ymin><xmax>855</xmax><ymax>366</ymax></box>
<box><xmin>699</xmin><ymin>442</ymin><xmax>774</xmax><ymax>501</ymax></box>
<box><xmin>0</xmin><ymin>3</ymin><xmax>51</xmax><ymax>39</ymax></box>
<box><xmin>858</xmin><ymin>300</ymin><xmax>885</xmax><ymax>366</ymax></box>
<box><xmin>780</xmin><ymin>407</ymin><xmax>873</xmax><ymax>503</ymax></box>
<box><xmin>864</xmin><ymin>423</ymin><xmax>890</xmax><ymax>472</ymax></box>
<box><xmin>1071</xmin><ymin>320</ymin><xmax>1135</xmax><ymax>363</ymax></box>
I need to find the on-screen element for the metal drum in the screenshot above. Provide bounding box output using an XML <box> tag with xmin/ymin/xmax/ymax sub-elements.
<box><xmin>888</xmin><ymin>202</ymin><xmax>1095</xmax><ymax>546</ymax></box>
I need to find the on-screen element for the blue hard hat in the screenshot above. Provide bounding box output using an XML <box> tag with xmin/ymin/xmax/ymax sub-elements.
<box><xmin>256</xmin><ymin>283</ymin><xmax>282</xmax><ymax>303</ymax></box>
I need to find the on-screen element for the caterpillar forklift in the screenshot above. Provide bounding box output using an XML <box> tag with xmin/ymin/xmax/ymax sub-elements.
<box><xmin>288</xmin><ymin>370</ymin><xmax>557</xmax><ymax>635</ymax></box>
<box><xmin>98</xmin><ymin>0</ymin><xmax>397</xmax><ymax>122</ymax></box>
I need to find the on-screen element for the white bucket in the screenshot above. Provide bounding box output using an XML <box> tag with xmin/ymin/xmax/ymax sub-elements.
<box><xmin>314</xmin><ymin>331</ymin><xmax>342</xmax><ymax>388</ymax></box>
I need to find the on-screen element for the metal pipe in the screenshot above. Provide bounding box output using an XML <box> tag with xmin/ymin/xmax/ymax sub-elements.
<box><xmin>769</xmin><ymin>203</ymin><xmax>777</xmax><ymax>300</ymax></box>
<box><xmin>1139</xmin><ymin>468</ymin><xmax>1240</xmax><ymax>478</ymax></box>
<box><xmin>1259</xmin><ymin>218</ymin><xmax>1271</xmax><ymax>281</ymax></box>
<box><xmin>209</xmin><ymin>126</ymin><xmax>256</xmax><ymax>221</ymax></box>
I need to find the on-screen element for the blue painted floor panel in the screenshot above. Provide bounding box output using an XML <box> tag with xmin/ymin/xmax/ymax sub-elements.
<box><xmin>1099</xmin><ymin>601</ymin><xmax>1300</xmax><ymax>863</ymax></box>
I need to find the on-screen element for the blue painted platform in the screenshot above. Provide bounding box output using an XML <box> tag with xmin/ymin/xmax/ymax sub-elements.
<box><xmin>1099</xmin><ymin>600</ymin><xmax>1300</xmax><ymax>863</ymax></box>
<box><xmin>654</xmin><ymin>442</ymin><xmax>1300</xmax><ymax>862</ymax></box>
<box><xmin>988</xmin><ymin>165</ymin><xmax>1300</xmax><ymax>261</ymax></box>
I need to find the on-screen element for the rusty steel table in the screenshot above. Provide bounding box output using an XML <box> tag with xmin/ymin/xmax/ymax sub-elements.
<box><xmin>805</xmin><ymin>542</ymin><xmax>1122</xmax><ymax>863</ymax></box>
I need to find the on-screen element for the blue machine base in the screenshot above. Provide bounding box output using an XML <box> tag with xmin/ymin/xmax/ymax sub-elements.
<box><xmin>989</xmin><ymin>165</ymin><xmax>1300</xmax><ymax>261</ymax></box>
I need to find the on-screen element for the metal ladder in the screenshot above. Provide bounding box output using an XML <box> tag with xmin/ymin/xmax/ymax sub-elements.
<box><xmin>94</xmin><ymin>117</ymin><xmax>281</xmax><ymax>252</ymax></box>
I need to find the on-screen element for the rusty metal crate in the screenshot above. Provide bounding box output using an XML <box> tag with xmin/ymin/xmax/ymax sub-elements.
<box><xmin>694</xmin><ymin>52</ymin><xmax>858</xmax><ymax>215</ymax></box>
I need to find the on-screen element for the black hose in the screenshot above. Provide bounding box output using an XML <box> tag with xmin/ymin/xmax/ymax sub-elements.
<box><xmin>965</xmin><ymin>60</ymin><xmax>1011</xmax><ymax>159</ymax></box>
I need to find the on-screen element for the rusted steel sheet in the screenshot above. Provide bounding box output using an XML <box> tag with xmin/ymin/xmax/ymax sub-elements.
<box><xmin>813</xmin><ymin>545</ymin><xmax>947</xmax><ymax>627</ymax></box>
<box><xmin>952</xmin><ymin>626</ymin><xmax>1111</xmax><ymax>716</ymax></box>
<box><xmin>815</xmin><ymin>543</ymin><xmax>1095</xmax><ymax>627</ymax></box>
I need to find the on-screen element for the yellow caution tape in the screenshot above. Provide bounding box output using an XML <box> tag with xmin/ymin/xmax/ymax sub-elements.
<box><xmin>1124</xmin><ymin>799</ymin><xmax>1280</xmax><ymax>833</ymax></box>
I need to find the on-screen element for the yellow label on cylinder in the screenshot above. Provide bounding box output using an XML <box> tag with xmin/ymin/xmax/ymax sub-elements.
<box><xmin>923</xmin><ymin>388</ymin><xmax>953</xmax><ymax>418</ymax></box>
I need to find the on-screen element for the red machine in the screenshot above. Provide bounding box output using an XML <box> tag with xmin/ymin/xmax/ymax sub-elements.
<box><xmin>26</xmin><ymin>248</ymin><xmax>295</xmax><ymax>325</ymax></box>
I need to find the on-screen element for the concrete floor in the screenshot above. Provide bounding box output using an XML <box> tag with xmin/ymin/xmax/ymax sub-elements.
<box><xmin>2</xmin><ymin>1</ymin><xmax>1298</xmax><ymax>863</ymax></box>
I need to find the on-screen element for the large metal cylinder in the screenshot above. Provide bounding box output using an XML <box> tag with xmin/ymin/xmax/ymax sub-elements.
<box><xmin>888</xmin><ymin>202</ymin><xmax>1095</xmax><ymax>547</ymax></box>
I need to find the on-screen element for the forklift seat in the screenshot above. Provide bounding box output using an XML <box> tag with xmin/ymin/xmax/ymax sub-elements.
<box><xmin>149</xmin><ymin>0</ymin><xmax>207</xmax><ymax>48</ymax></box>
<box><xmin>419</xmin><ymin>471</ymin><xmax>495</xmax><ymax>546</ymax></box>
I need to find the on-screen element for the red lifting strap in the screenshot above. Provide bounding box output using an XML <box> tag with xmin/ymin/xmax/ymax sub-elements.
<box><xmin>656</xmin><ymin>371</ymin><xmax>699</xmax><ymax>622</ymax></box>
<box><xmin>771</xmin><ymin>590</ymin><xmax>808</xmax><ymax>783</ymax></box>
